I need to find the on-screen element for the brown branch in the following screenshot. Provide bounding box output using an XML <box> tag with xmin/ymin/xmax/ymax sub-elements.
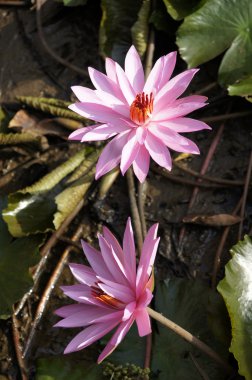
<box><xmin>201</xmin><ymin>110</ymin><xmax>252</xmax><ymax>123</ymax></box>
<box><xmin>174</xmin><ymin>162</ymin><xmax>244</xmax><ymax>187</ymax></box>
<box><xmin>23</xmin><ymin>224</ymin><xmax>84</xmax><ymax>358</ymax></box>
<box><xmin>36</xmin><ymin>0</ymin><xmax>89</xmax><ymax>78</ymax></box>
<box><xmin>12</xmin><ymin>313</ymin><xmax>28</xmax><ymax>380</ymax></box>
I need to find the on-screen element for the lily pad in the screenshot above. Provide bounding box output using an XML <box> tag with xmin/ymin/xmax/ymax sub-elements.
<box><xmin>228</xmin><ymin>75</ymin><xmax>252</xmax><ymax>97</ymax></box>
<box><xmin>177</xmin><ymin>0</ymin><xmax>252</xmax><ymax>86</ymax></box>
<box><xmin>218</xmin><ymin>235</ymin><xmax>252</xmax><ymax>380</ymax></box>
<box><xmin>0</xmin><ymin>198</ymin><xmax>43</xmax><ymax>317</ymax></box>
<box><xmin>36</xmin><ymin>357</ymin><xmax>102</xmax><ymax>380</ymax></box>
<box><xmin>162</xmin><ymin>0</ymin><xmax>202</xmax><ymax>20</ymax></box>
<box><xmin>152</xmin><ymin>279</ymin><xmax>230</xmax><ymax>379</ymax></box>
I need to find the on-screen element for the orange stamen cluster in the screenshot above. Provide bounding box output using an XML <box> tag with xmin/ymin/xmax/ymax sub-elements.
<box><xmin>130</xmin><ymin>92</ymin><xmax>154</xmax><ymax>125</ymax></box>
<box><xmin>91</xmin><ymin>286</ymin><xmax>122</xmax><ymax>308</ymax></box>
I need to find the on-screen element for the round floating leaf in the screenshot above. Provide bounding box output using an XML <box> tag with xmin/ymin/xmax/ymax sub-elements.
<box><xmin>228</xmin><ymin>75</ymin><xmax>252</xmax><ymax>97</ymax></box>
<box><xmin>162</xmin><ymin>0</ymin><xmax>202</xmax><ymax>20</ymax></box>
<box><xmin>218</xmin><ymin>235</ymin><xmax>252</xmax><ymax>380</ymax></box>
<box><xmin>36</xmin><ymin>357</ymin><xmax>102</xmax><ymax>380</ymax></box>
<box><xmin>152</xmin><ymin>279</ymin><xmax>230</xmax><ymax>380</ymax></box>
<box><xmin>0</xmin><ymin>198</ymin><xmax>44</xmax><ymax>317</ymax></box>
<box><xmin>177</xmin><ymin>0</ymin><xmax>252</xmax><ymax>86</ymax></box>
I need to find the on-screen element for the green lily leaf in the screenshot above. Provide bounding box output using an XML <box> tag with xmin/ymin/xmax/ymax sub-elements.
<box><xmin>152</xmin><ymin>279</ymin><xmax>230</xmax><ymax>379</ymax></box>
<box><xmin>2</xmin><ymin>149</ymin><xmax>88</xmax><ymax>237</ymax></box>
<box><xmin>0</xmin><ymin>198</ymin><xmax>44</xmax><ymax>317</ymax></box>
<box><xmin>177</xmin><ymin>0</ymin><xmax>252</xmax><ymax>86</ymax></box>
<box><xmin>36</xmin><ymin>357</ymin><xmax>103</xmax><ymax>380</ymax></box>
<box><xmin>62</xmin><ymin>0</ymin><xmax>87</xmax><ymax>6</ymax></box>
<box><xmin>99</xmin><ymin>0</ymin><xmax>142</xmax><ymax>59</ymax></box>
<box><xmin>228</xmin><ymin>75</ymin><xmax>252</xmax><ymax>97</ymax></box>
<box><xmin>217</xmin><ymin>235</ymin><xmax>252</xmax><ymax>380</ymax></box>
<box><xmin>162</xmin><ymin>0</ymin><xmax>202</xmax><ymax>20</ymax></box>
<box><xmin>131</xmin><ymin>0</ymin><xmax>150</xmax><ymax>57</ymax></box>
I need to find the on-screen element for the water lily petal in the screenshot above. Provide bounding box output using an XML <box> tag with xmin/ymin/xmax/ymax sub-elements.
<box><xmin>120</xmin><ymin>131</ymin><xmax>140</xmax><ymax>175</ymax></box>
<box><xmin>95</xmin><ymin>131</ymin><xmax>130</xmax><ymax>179</ymax></box>
<box><xmin>69</xmin><ymin>263</ymin><xmax>96</xmax><ymax>286</ymax></box>
<box><xmin>125</xmin><ymin>45</ymin><xmax>144</xmax><ymax>93</ymax></box>
<box><xmin>132</xmin><ymin>144</ymin><xmax>150</xmax><ymax>183</ymax></box>
<box><xmin>144</xmin><ymin>131</ymin><xmax>172</xmax><ymax>170</ymax></box>
<box><xmin>135</xmin><ymin>308</ymin><xmax>151</xmax><ymax>337</ymax></box>
<box><xmin>158</xmin><ymin>117</ymin><xmax>211</xmax><ymax>132</ymax></box>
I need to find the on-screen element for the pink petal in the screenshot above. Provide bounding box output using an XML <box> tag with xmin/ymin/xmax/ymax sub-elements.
<box><xmin>68</xmin><ymin>263</ymin><xmax>96</xmax><ymax>286</ymax></box>
<box><xmin>54</xmin><ymin>304</ymin><xmax>86</xmax><ymax>318</ymax></box>
<box><xmin>71</xmin><ymin>86</ymin><xmax>100</xmax><ymax>103</ymax></box>
<box><xmin>149</xmin><ymin>124</ymin><xmax>193</xmax><ymax>146</ymax></box>
<box><xmin>158</xmin><ymin>52</ymin><xmax>177</xmax><ymax>90</ymax></box>
<box><xmin>60</xmin><ymin>286</ymin><xmax>105</xmax><ymax>306</ymax></box>
<box><xmin>120</xmin><ymin>131</ymin><xmax>140</xmax><ymax>175</ymax></box>
<box><xmin>105</xmin><ymin>58</ymin><xmax>117</xmax><ymax>83</ymax></box>
<box><xmin>88</xmin><ymin>67</ymin><xmax>123</xmax><ymax>100</ymax></box>
<box><xmin>154</xmin><ymin>129</ymin><xmax>200</xmax><ymax>154</ymax></box>
<box><xmin>137</xmin><ymin>288</ymin><xmax>153</xmax><ymax>309</ymax></box>
<box><xmin>95</xmin><ymin>131</ymin><xmax>130</xmax><ymax>179</ymax></box>
<box><xmin>143</xmin><ymin>56</ymin><xmax>164</xmax><ymax>94</ymax></box>
<box><xmin>81</xmin><ymin>240</ymin><xmax>114</xmax><ymax>281</ymax></box>
<box><xmin>55</xmin><ymin>307</ymin><xmax>122</xmax><ymax>328</ymax></box>
<box><xmin>132</xmin><ymin>144</ymin><xmax>150</xmax><ymax>183</ymax></box>
<box><xmin>157</xmin><ymin>117</ymin><xmax>211</xmax><ymax>132</ymax></box>
<box><xmin>125</xmin><ymin>45</ymin><xmax>144</xmax><ymax>93</ymax></box>
<box><xmin>144</xmin><ymin>131</ymin><xmax>172</xmax><ymax>170</ymax></box>
<box><xmin>155</xmin><ymin>69</ymin><xmax>199</xmax><ymax>111</ymax></box>
<box><xmin>115</xmin><ymin>62</ymin><xmax>136</xmax><ymax>105</ymax></box>
<box><xmin>97</xmin><ymin>276</ymin><xmax>134</xmax><ymax>300</ymax></box>
<box><xmin>152</xmin><ymin>95</ymin><xmax>208</xmax><ymax>121</ymax></box>
<box><xmin>98</xmin><ymin>235</ymin><xmax>128</xmax><ymax>285</ymax></box>
<box><xmin>64</xmin><ymin>320</ymin><xmax>119</xmax><ymax>354</ymax></box>
<box><xmin>123</xmin><ymin>218</ymin><xmax>136</xmax><ymax>285</ymax></box>
<box><xmin>98</xmin><ymin>282</ymin><xmax>134</xmax><ymax>304</ymax></box>
<box><xmin>68</xmin><ymin>125</ymin><xmax>97</xmax><ymax>141</ymax></box>
<box><xmin>135</xmin><ymin>309</ymin><xmax>151</xmax><ymax>337</ymax></box>
<box><xmin>102</xmin><ymin>226</ymin><xmax>124</xmax><ymax>264</ymax></box>
<box><xmin>122</xmin><ymin>301</ymin><xmax>136</xmax><ymax>321</ymax></box>
<box><xmin>97</xmin><ymin>316</ymin><xmax>134</xmax><ymax>363</ymax></box>
<box><xmin>69</xmin><ymin>102</ymin><xmax>123</xmax><ymax>124</ymax></box>
<box><xmin>135</xmin><ymin>126</ymin><xmax>147</xmax><ymax>144</ymax></box>
<box><xmin>95</xmin><ymin>90</ymin><xmax>129</xmax><ymax>116</ymax></box>
<box><xmin>81</xmin><ymin>123</ymin><xmax>130</xmax><ymax>142</ymax></box>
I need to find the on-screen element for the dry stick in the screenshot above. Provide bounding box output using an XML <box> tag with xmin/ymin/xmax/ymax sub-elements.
<box><xmin>23</xmin><ymin>224</ymin><xmax>84</xmax><ymax>358</ymax></box>
<box><xmin>15</xmin><ymin>198</ymin><xmax>85</xmax><ymax>316</ymax></box>
<box><xmin>153</xmin><ymin>166</ymin><xmax>229</xmax><ymax>188</ymax></box>
<box><xmin>147</xmin><ymin>307</ymin><xmax>234</xmax><ymax>375</ymax></box>
<box><xmin>211</xmin><ymin>198</ymin><xmax>242</xmax><ymax>289</ymax></box>
<box><xmin>36</xmin><ymin>0</ymin><xmax>88</xmax><ymax>78</ymax></box>
<box><xmin>201</xmin><ymin>110</ymin><xmax>252</xmax><ymax>123</ymax></box>
<box><xmin>238</xmin><ymin>151</ymin><xmax>252</xmax><ymax>240</ymax></box>
<box><xmin>174</xmin><ymin>162</ymin><xmax>244</xmax><ymax>187</ymax></box>
<box><xmin>195</xmin><ymin>82</ymin><xmax>218</xmax><ymax>95</ymax></box>
<box><xmin>189</xmin><ymin>353</ymin><xmax>210</xmax><ymax>380</ymax></box>
<box><xmin>178</xmin><ymin>122</ymin><xmax>226</xmax><ymax>247</ymax></box>
<box><xmin>126</xmin><ymin>168</ymin><xmax>143</xmax><ymax>254</ymax></box>
<box><xmin>12</xmin><ymin>313</ymin><xmax>28</xmax><ymax>380</ymax></box>
<box><xmin>0</xmin><ymin>0</ymin><xmax>25</xmax><ymax>5</ymax></box>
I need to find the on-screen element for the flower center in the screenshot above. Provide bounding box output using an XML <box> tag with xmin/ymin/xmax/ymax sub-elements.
<box><xmin>91</xmin><ymin>286</ymin><xmax>123</xmax><ymax>308</ymax></box>
<box><xmin>130</xmin><ymin>92</ymin><xmax>154</xmax><ymax>125</ymax></box>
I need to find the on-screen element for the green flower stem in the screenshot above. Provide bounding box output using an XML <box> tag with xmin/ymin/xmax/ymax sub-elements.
<box><xmin>147</xmin><ymin>307</ymin><xmax>234</xmax><ymax>375</ymax></box>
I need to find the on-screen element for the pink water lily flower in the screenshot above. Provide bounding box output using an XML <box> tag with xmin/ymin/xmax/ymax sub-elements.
<box><xmin>55</xmin><ymin>218</ymin><xmax>159</xmax><ymax>363</ymax></box>
<box><xmin>69</xmin><ymin>46</ymin><xmax>210</xmax><ymax>182</ymax></box>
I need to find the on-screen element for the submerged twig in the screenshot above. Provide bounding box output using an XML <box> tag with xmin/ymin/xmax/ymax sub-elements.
<box><xmin>174</xmin><ymin>162</ymin><xmax>244</xmax><ymax>187</ymax></box>
<box><xmin>201</xmin><ymin>110</ymin><xmax>252</xmax><ymax>123</ymax></box>
<box><xmin>36</xmin><ymin>0</ymin><xmax>88</xmax><ymax>78</ymax></box>
<box><xmin>12</xmin><ymin>313</ymin><xmax>28</xmax><ymax>380</ymax></box>
<box><xmin>23</xmin><ymin>224</ymin><xmax>84</xmax><ymax>358</ymax></box>
<box><xmin>147</xmin><ymin>307</ymin><xmax>234</xmax><ymax>375</ymax></box>
<box><xmin>189</xmin><ymin>353</ymin><xmax>210</xmax><ymax>380</ymax></box>
<box><xmin>178</xmin><ymin>121</ymin><xmax>226</xmax><ymax>249</ymax></box>
<box><xmin>238</xmin><ymin>151</ymin><xmax>252</xmax><ymax>240</ymax></box>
